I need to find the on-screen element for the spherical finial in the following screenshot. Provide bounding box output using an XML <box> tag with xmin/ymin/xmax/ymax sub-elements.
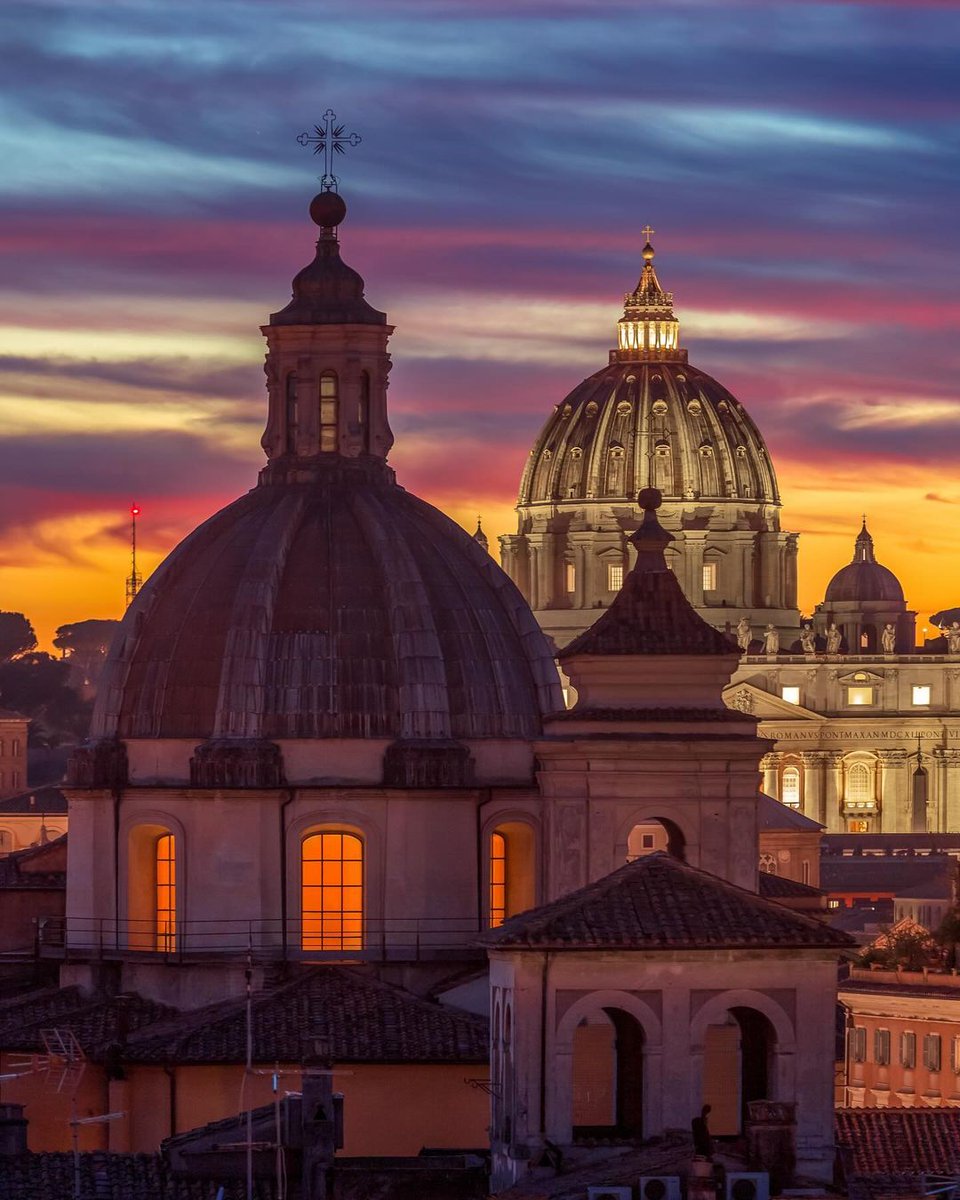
<box><xmin>309</xmin><ymin>191</ymin><xmax>347</xmax><ymax>229</ymax></box>
<box><xmin>637</xmin><ymin>487</ymin><xmax>662</xmax><ymax>511</ymax></box>
<box><xmin>641</xmin><ymin>241</ymin><xmax>655</xmax><ymax>262</ymax></box>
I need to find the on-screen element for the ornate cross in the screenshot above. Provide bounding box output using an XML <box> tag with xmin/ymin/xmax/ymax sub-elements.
<box><xmin>642</xmin><ymin>224</ymin><xmax>655</xmax><ymax>243</ymax></box>
<box><xmin>297</xmin><ymin>110</ymin><xmax>361</xmax><ymax>192</ymax></box>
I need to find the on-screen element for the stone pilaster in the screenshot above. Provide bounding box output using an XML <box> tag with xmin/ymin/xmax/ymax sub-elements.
<box><xmin>934</xmin><ymin>748</ymin><xmax>960</xmax><ymax>831</ymax></box>
<box><xmin>760</xmin><ymin>752</ymin><xmax>781</xmax><ymax>800</ymax></box>
<box><xmin>876</xmin><ymin>748</ymin><xmax>909</xmax><ymax>833</ymax></box>
<box><xmin>801</xmin><ymin>751</ymin><xmax>829</xmax><ymax>826</ymax></box>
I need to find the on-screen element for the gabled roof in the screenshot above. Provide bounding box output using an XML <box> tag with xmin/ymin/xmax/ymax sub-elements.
<box><xmin>757</xmin><ymin>792</ymin><xmax>823</xmax><ymax>831</ymax></box>
<box><xmin>121</xmin><ymin>965</ymin><xmax>488</xmax><ymax>1065</ymax></box>
<box><xmin>0</xmin><ymin>785</ymin><xmax>67</xmax><ymax>815</ymax></box>
<box><xmin>483</xmin><ymin>852</ymin><xmax>854</xmax><ymax>951</ymax></box>
<box><xmin>757</xmin><ymin>872</ymin><xmax>823</xmax><ymax>900</ymax></box>
<box><xmin>836</xmin><ymin>1107</ymin><xmax>960</xmax><ymax>1176</ymax></box>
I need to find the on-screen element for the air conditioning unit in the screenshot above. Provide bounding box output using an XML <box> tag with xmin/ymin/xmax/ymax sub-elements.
<box><xmin>726</xmin><ymin>1172</ymin><xmax>769</xmax><ymax>1200</ymax></box>
<box><xmin>587</xmin><ymin>1188</ymin><xmax>632</xmax><ymax>1200</ymax></box>
<box><xmin>640</xmin><ymin>1176</ymin><xmax>682</xmax><ymax>1200</ymax></box>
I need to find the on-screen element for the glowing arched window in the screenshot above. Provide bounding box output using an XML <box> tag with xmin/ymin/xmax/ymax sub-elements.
<box><xmin>488</xmin><ymin>824</ymin><xmax>535</xmax><ymax>928</ymax></box>
<box><xmin>489</xmin><ymin>832</ymin><xmax>507</xmax><ymax>927</ymax></box>
<box><xmin>155</xmin><ymin>833</ymin><xmax>176</xmax><ymax>952</ymax></box>
<box><xmin>781</xmin><ymin>766</ymin><xmax>801</xmax><ymax>808</ymax></box>
<box><xmin>302</xmin><ymin>831</ymin><xmax>363</xmax><ymax>950</ymax></box>
<box><xmin>846</xmin><ymin>762</ymin><xmax>873</xmax><ymax>807</ymax></box>
<box><xmin>319</xmin><ymin>372</ymin><xmax>338</xmax><ymax>452</ymax></box>
<box><xmin>759</xmin><ymin>852</ymin><xmax>777</xmax><ymax>875</ymax></box>
<box><xmin>285</xmin><ymin>373</ymin><xmax>299</xmax><ymax>453</ymax></box>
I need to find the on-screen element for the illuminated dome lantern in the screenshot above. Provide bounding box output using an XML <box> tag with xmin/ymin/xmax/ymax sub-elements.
<box><xmin>814</xmin><ymin>520</ymin><xmax>915</xmax><ymax>653</ymax></box>
<box><xmin>500</xmin><ymin>233</ymin><xmax>800</xmax><ymax>649</ymax></box>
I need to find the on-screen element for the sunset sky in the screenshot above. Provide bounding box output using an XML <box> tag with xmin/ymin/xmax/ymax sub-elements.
<box><xmin>1</xmin><ymin>0</ymin><xmax>958</xmax><ymax>649</ymax></box>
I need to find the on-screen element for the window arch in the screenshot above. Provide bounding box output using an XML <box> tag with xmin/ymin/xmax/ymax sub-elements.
<box><xmin>846</xmin><ymin>761</ymin><xmax>873</xmax><ymax>806</ymax></box>
<box><xmin>127</xmin><ymin>824</ymin><xmax>179</xmax><ymax>952</ymax></box>
<box><xmin>285</xmin><ymin>372</ymin><xmax>299</xmax><ymax>453</ymax></box>
<box><xmin>319</xmin><ymin>371</ymin><xmax>339</xmax><ymax>452</ymax></box>
<box><xmin>487</xmin><ymin>822</ymin><xmax>536</xmax><ymax>928</ymax></box>
<box><xmin>302</xmin><ymin>830</ymin><xmax>363</xmax><ymax>949</ymax></box>
<box><xmin>781</xmin><ymin>765</ymin><xmax>801</xmax><ymax>809</ymax></box>
<box><xmin>759</xmin><ymin>852</ymin><xmax>777</xmax><ymax>875</ymax></box>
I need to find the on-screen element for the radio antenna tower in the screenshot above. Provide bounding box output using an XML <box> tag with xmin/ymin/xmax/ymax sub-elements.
<box><xmin>125</xmin><ymin>503</ymin><xmax>142</xmax><ymax>609</ymax></box>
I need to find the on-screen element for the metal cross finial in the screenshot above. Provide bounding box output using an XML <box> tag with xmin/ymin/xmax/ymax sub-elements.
<box><xmin>297</xmin><ymin>109</ymin><xmax>361</xmax><ymax>192</ymax></box>
<box><xmin>642</xmin><ymin>224</ymin><xmax>655</xmax><ymax>243</ymax></box>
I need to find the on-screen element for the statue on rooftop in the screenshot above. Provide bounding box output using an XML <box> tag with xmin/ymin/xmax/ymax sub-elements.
<box><xmin>881</xmin><ymin>623</ymin><xmax>897</xmax><ymax>653</ymax></box>
<box><xmin>763</xmin><ymin>624</ymin><xmax>779</xmax><ymax>655</ymax></box>
<box><xmin>826</xmin><ymin>623</ymin><xmax>842</xmax><ymax>654</ymax></box>
<box><xmin>800</xmin><ymin>623</ymin><xmax>816</xmax><ymax>654</ymax></box>
<box><xmin>736</xmin><ymin>617</ymin><xmax>752</xmax><ymax>653</ymax></box>
<box><xmin>947</xmin><ymin>622</ymin><xmax>960</xmax><ymax>654</ymax></box>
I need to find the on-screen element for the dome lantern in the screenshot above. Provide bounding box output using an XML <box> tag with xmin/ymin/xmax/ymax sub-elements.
<box><xmin>614</xmin><ymin>228</ymin><xmax>686</xmax><ymax>363</ymax></box>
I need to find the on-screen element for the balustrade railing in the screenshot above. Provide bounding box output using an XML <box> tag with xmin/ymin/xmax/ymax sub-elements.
<box><xmin>36</xmin><ymin>914</ymin><xmax>486</xmax><ymax>963</ymax></box>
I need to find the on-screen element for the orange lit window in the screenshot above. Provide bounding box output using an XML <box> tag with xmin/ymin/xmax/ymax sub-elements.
<box><xmin>302</xmin><ymin>831</ymin><xmax>363</xmax><ymax>950</ymax></box>
<box><xmin>155</xmin><ymin>834</ymin><xmax>176</xmax><ymax>952</ymax></box>
<box><xmin>489</xmin><ymin>832</ymin><xmax>507</xmax><ymax>928</ymax></box>
<box><xmin>319</xmin><ymin>372</ymin><xmax>338</xmax><ymax>452</ymax></box>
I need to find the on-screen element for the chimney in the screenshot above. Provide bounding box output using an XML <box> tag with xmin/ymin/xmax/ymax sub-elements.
<box><xmin>0</xmin><ymin>1104</ymin><xmax>28</xmax><ymax>1156</ymax></box>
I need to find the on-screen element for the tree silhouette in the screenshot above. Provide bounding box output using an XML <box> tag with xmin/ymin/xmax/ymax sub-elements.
<box><xmin>0</xmin><ymin>612</ymin><xmax>37</xmax><ymax>663</ymax></box>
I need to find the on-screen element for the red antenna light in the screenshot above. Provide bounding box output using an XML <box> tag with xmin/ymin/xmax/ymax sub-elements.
<box><xmin>126</xmin><ymin>503</ymin><xmax>143</xmax><ymax>609</ymax></box>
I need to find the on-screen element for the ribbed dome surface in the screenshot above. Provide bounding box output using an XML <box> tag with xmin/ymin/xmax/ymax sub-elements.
<box><xmin>825</xmin><ymin>561</ymin><xmax>904</xmax><ymax>603</ymax></box>
<box><xmin>93</xmin><ymin>463</ymin><xmax>561</xmax><ymax>742</ymax></box>
<box><xmin>519</xmin><ymin>361</ymin><xmax>778</xmax><ymax>506</ymax></box>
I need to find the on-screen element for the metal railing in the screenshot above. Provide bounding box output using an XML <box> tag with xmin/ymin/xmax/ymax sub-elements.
<box><xmin>36</xmin><ymin>914</ymin><xmax>487</xmax><ymax>964</ymax></box>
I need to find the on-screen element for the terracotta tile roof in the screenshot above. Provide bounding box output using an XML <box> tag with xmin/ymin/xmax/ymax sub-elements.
<box><xmin>0</xmin><ymin>785</ymin><xmax>67</xmax><ymax>815</ymax></box>
<box><xmin>0</xmin><ymin>987</ymin><xmax>174</xmax><ymax>1054</ymax></box>
<box><xmin>121</xmin><ymin>965</ymin><xmax>488</xmax><ymax>1065</ymax></box>
<box><xmin>836</xmin><ymin>1107</ymin><xmax>960</xmax><ymax>1176</ymax></box>
<box><xmin>0</xmin><ymin>836</ymin><xmax>67</xmax><ymax>889</ymax></box>
<box><xmin>757</xmin><ymin>792</ymin><xmax>823</xmax><ymax>831</ymax></box>
<box><xmin>0</xmin><ymin>1152</ymin><xmax>277</xmax><ymax>1199</ymax></box>
<box><xmin>483</xmin><ymin>852</ymin><xmax>854</xmax><ymax>951</ymax></box>
<box><xmin>560</xmin><ymin>500</ymin><xmax>736</xmax><ymax>659</ymax></box>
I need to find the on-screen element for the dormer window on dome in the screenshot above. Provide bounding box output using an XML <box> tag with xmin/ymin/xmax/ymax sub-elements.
<box><xmin>614</xmin><ymin>230</ymin><xmax>687</xmax><ymax>364</ymax></box>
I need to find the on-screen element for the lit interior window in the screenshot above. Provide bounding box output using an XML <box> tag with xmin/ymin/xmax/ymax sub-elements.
<box><xmin>913</xmin><ymin>685</ymin><xmax>931</xmax><ymax>706</ymax></box>
<box><xmin>781</xmin><ymin>686</ymin><xmax>801</xmax><ymax>705</ymax></box>
<box><xmin>846</xmin><ymin>762</ymin><xmax>873</xmax><ymax>809</ymax></box>
<box><xmin>781</xmin><ymin>766</ymin><xmax>801</xmax><ymax>808</ymax></box>
<box><xmin>155</xmin><ymin>834</ymin><xmax>176</xmax><ymax>953</ymax></box>
<box><xmin>565</xmin><ymin>563</ymin><xmax>576</xmax><ymax>593</ymax></box>
<box><xmin>302</xmin><ymin>831</ymin><xmax>363</xmax><ymax>950</ymax></box>
<box><xmin>489</xmin><ymin>832</ymin><xmax>506</xmax><ymax>928</ymax></box>
<box><xmin>607</xmin><ymin>563</ymin><xmax>623</xmax><ymax>591</ymax></box>
<box><xmin>319</xmin><ymin>372</ymin><xmax>338</xmax><ymax>452</ymax></box>
<box><xmin>847</xmin><ymin>686</ymin><xmax>874</xmax><ymax>706</ymax></box>
<box><xmin>702</xmin><ymin>562</ymin><xmax>717</xmax><ymax>591</ymax></box>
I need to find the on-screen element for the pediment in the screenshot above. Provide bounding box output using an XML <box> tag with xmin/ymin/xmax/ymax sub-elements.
<box><xmin>837</xmin><ymin>669</ymin><xmax>886</xmax><ymax>686</ymax></box>
<box><xmin>723</xmin><ymin>681</ymin><xmax>822</xmax><ymax>721</ymax></box>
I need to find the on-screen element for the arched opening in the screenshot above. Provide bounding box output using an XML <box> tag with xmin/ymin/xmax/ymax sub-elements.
<box><xmin>780</xmin><ymin>764</ymin><xmax>801</xmax><ymax>809</ymax></box>
<box><xmin>358</xmin><ymin>371</ymin><xmax>370</xmax><ymax>453</ymax></box>
<box><xmin>572</xmin><ymin>1008</ymin><xmax>644</xmax><ymax>1139</ymax></box>
<box><xmin>653</xmin><ymin>440</ymin><xmax>673</xmax><ymax>493</ymax></box>
<box><xmin>301</xmin><ymin>830</ymin><xmax>363</xmax><ymax>950</ymax></box>
<box><xmin>488</xmin><ymin>822</ymin><xmax>536</xmax><ymax>927</ymax></box>
<box><xmin>702</xmin><ymin>1007</ymin><xmax>776</xmax><ymax>1136</ymax></box>
<box><xmin>626</xmin><ymin>818</ymin><xmax>685</xmax><ymax>862</ymax></box>
<box><xmin>127</xmin><ymin>824</ymin><xmax>178</xmax><ymax>952</ymax></box>
<box><xmin>859</xmin><ymin>624</ymin><xmax>877</xmax><ymax>652</ymax></box>
<box><xmin>319</xmin><ymin>371</ymin><xmax>339</xmax><ymax>452</ymax></box>
<box><xmin>285</xmin><ymin>372</ymin><xmax>299</xmax><ymax>453</ymax></box>
<box><xmin>759</xmin><ymin>852</ymin><xmax>777</xmax><ymax>875</ymax></box>
<box><xmin>605</xmin><ymin>446</ymin><xmax>625</xmax><ymax>496</ymax></box>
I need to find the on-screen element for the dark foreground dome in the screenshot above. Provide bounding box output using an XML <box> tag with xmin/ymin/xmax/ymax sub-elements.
<box><xmin>825</xmin><ymin>520</ymin><xmax>904</xmax><ymax>604</ymax></box>
<box><xmin>93</xmin><ymin>460</ymin><xmax>559</xmax><ymax>743</ymax></box>
<box><xmin>89</xmin><ymin>192</ymin><xmax>562</xmax><ymax>774</ymax></box>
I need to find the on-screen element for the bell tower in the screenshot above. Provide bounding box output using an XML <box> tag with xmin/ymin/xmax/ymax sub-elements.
<box><xmin>259</xmin><ymin>190</ymin><xmax>394</xmax><ymax>481</ymax></box>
